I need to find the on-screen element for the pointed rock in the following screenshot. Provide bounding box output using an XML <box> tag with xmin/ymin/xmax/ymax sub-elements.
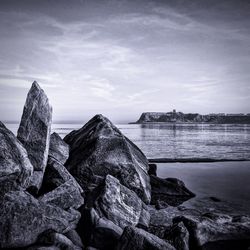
<box><xmin>0</xmin><ymin>190</ymin><xmax>80</xmax><ymax>248</ymax></box>
<box><xmin>64</xmin><ymin>114</ymin><xmax>151</xmax><ymax>204</ymax></box>
<box><xmin>17</xmin><ymin>81</ymin><xmax>52</xmax><ymax>192</ymax></box>
<box><xmin>0</xmin><ymin>121</ymin><xmax>33</xmax><ymax>196</ymax></box>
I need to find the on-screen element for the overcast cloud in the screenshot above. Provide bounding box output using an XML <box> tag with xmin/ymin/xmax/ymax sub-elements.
<box><xmin>0</xmin><ymin>0</ymin><xmax>250</xmax><ymax>123</ymax></box>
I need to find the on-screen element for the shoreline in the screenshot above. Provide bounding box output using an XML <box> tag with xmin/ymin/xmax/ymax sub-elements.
<box><xmin>148</xmin><ymin>158</ymin><xmax>250</xmax><ymax>163</ymax></box>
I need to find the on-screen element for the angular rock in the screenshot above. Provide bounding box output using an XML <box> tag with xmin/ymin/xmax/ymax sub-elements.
<box><xmin>64</xmin><ymin>230</ymin><xmax>84</xmax><ymax>248</ymax></box>
<box><xmin>94</xmin><ymin>175</ymin><xmax>150</xmax><ymax>229</ymax></box>
<box><xmin>40</xmin><ymin>157</ymin><xmax>83</xmax><ymax>195</ymax></box>
<box><xmin>173</xmin><ymin>213</ymin><xmax>250</xmax><ymax>249</ymax></box>
<box><xmin>64</xmin><ymin>114</ymin><xmax>151</xmax><ymax>204</ymax></box>
<box><xmin>49</xmin><ymin>132</ymin><xmax>69</xmax><ymax>164</ymax></box>
<box><xmin>17</xmin><ymin>81</ymin><xmax>52</xmax><ymax>192</ymax></box>
<box><xmin>116</xmin><ymin>226</ymin><xmax>176</xmax><ymax>250</ymax></box>
<box><xmin>0</xmin><ymin>121</ymin><xmax>33</xmax><ymax>195</ymax></box>
<box><xmin>0</xmin><ymin>190</ymin><xmax>80</xmax><ymax>248</ymax></box>
<box><xmin>80</xmin><ymin>175</ymin><xmax>150</xmax><ymax>249</ymax></box>
<box><xmin>39</xmin><ymin>179</ymin><xmax>84</xmax><ymax>210</ymax></box>
<box><xmin>150</xmin><ymin>176</ymin><xmax>195</xmax><ymax>207</ymax></box>
<box><xmin>165</xmin><ymin>222</ymin><xmax>189</xmax><ymax>250</ymax></box>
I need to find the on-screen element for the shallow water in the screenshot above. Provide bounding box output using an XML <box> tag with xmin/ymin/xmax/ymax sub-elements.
<box><xmin>157</xmin><ymin>161</ymin><xmax>250</xmax><ymax>215</ymax></box>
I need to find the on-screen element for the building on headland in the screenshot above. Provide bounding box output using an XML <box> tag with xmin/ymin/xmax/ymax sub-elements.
<box><xmin>226</xmin><ymin>113</ymin><xmax>245</xmax><ymax>116</ymax></box>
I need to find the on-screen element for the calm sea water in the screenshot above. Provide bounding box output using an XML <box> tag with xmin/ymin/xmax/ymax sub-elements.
<box><xmin>7</xmin><ymin>123</ymin><xmax>250</xmax><ymax>160</ymax></box>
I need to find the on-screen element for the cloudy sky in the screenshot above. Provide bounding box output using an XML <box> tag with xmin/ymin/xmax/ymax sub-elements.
<box><xmin>0</xmin><ymin>0</ymin><xmax>250</xmax><ymax>123</ymax></box>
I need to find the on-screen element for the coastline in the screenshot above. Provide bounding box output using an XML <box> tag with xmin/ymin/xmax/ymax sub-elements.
<box><xmin>148</xmin><ymin>158</ymin><xmax>250</xmax><ymax>163</ymax></box>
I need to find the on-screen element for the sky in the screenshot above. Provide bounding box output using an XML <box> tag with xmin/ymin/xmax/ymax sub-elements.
<box><xmin>0</xmin><ymin>0</ymin><xmax>250</xmax><ymax>123</ymax></box>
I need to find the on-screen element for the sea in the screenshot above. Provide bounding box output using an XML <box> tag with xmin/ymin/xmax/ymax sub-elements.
<box><xmin>5</xmin><ymin>122</ymin><xmax>250</xmax><ymax>215</ymax></box>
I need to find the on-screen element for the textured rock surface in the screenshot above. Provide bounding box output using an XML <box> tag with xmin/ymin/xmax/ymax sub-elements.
<box><xmin>94</xmin><ymin>175</ymin><xmax>150</xmax><ymax>229</ymax></box>
<box><xmin>39</xmin><ymin>179</ymin><xmax>84</xmax><ymax>210</ymax></box>
<box><xmin>40</xmin><ymin>157</ymin><xmax>83</xmax><ymax>195</ymax></box>
<box><xmin>64</xmin><ymin>114</ymin><xmax>151</xmax><ymax>204</ymax></box>
<box><xmin>165</xmin><ymin>222</ymin><xmax>189</xmax><ymax>250</ymax></box>
<box><xmin>17</xmin><ymin>81</ymin><xmax>52</xmax><ymax>192</ymax></box>
<box><xmin>0</xmin><ymin>121</ymin><xmax>33</xmax><ymax>195</ymax></box>
<box><xmin>150</xmin><ymin>176</ymin><xmax>195</xmax><ymax>207</ymax></box>
<box><xmin>174</xmin><ymin>213</ymin><xmax>250</xmax><ymax>249</ymax></box>
<box><xmin>0</xmin><ymin>190</ymin><xmax>80</xmax><ymax>248</ymax></box>
<box><xmin>49</xmin><ymin>132</ymin><xmax>69</xmax><ymax>164</ymax></box>
<box><xmin>148</xmin><ymin>163</ymin><xmax>157</xmax><ymax>176</ymax></box>
<box><xmin>116</xmin><ymin>226</ymin><xmax>176</xmax><ymax>250</ymax></box>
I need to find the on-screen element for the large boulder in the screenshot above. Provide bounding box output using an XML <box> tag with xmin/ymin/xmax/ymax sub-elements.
<box><xmin>64</xmin><ymin>114</ymin><xmax>151</xmax><ymax>204</ymax></box>
<box><xmin>0</xmin><ymin>190</ymin><xmax>80</xmax><ymax>248</ymax></box>
<box><xmin>80</xmin><ymin>175</ymin><xmax>150</xmax><ymax>249</ymax></box>
<box><xmin>0</xmin><ymin>121</ymin><xmax>33</xmax><ymax>196</ymax></box>
<box><xmin>115</xmin><ymin>226</ymin><xmax>176</xmax><ymax>250</ymax></box>
<box><xmin>150</xmin><ymin>176</ymin><xmax>195</xmax><ymax>207</ymax></box>
<box><xmin>49</xmin><ymin>132</ymin><xmax>69</xmax><ymax>164</ymax></box>
<box><xmin>173</xmin><ymin>213</ymin><xmax>250</xmax><ymax>250</ymax></box>
<box><xmin>17</xmin><ymin>81</ymin><xmax>52</xmax><ymax>193</ymax></box>
<box><xmin>39</xmin><ymin>179</ymin><xmax>84</xmax><ymax>211</ymax></box>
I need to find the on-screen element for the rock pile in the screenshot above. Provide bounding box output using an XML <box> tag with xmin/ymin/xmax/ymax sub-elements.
<box><xmin>0</xmin><ymin>81</ymin><xmax>250</xmax><ymax>250</ymax></box>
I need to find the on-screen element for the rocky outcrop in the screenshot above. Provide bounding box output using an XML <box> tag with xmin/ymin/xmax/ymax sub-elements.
<box><xmin>39</xmin><ymin>179</ymin><xmax>84</xmax><ymax>210</ymax></box>
<box><xmin>0</xmin><ymin>121</ymin><xmax>33</xmax><ymax>196</ymax></box>
<box><xmin>17</xmin><ymin>81</ymin><xmax>52</xmax><ymax>193</ymax></box>
<box><xmin>49</xmin><ymin>132</ymin><xmax>69</xmax><ymax>164</ymax></box>
<box><xmin>115</xmin><ymin>226</ymin><xmax>176</xmax><ymax>250</ymax></box>
<box><xmin>64</xmin><ymin>114</ymin><xmax>151</xmax><ymax>204</ymax></box>
<box><xmin>135</xmin><ymin>111</ymin><xmax>250</xmax><ymax>124</ymax></box>
<box><xmin>0</xmin><ymin>190</ymin><xmax>80</xmax><ymax>248</ymax></box>
<box><xmin>150</xmin><ymin>176</ymin><xmax>195</xmax><ymax>207</ymax></box>
<box><xmin>173</xmin><ymin>213</ymin><xmax>250</xmax><ymax>249</ymax></box>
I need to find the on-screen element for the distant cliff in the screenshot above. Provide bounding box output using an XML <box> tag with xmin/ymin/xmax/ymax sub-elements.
<box><xmin>134</xmin><ymin>112</ymin><xmax>250</xmax><ymax>124</ymax></box>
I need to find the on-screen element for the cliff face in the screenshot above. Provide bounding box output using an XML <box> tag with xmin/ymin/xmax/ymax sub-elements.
<box><xmin>136</xmin><ymin>112</ymin><xmax>250</xmax><ymax>124</ymax></box>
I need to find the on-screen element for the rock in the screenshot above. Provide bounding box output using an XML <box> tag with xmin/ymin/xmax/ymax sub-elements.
<box><xmin>148</xmin><ymin>163</ymin><xmax>157</xmax><ymax>176</ymax></box>
<box><xmin>17</xmin><ymin>81</ymin><xmax>52</xmax><ymax>193</ymax></box>
<box><xmin>150</xmin><ymin>176</ymin><xmax>195</xmax><ymax>207</ymax></box>
<box><xmin>49</xmin><ymin>132</ymin><xmax>69</xmax><ymax>164</ymax></box>
<box><xmin>173</xmin><ymin>213</ymin><xmax>250</xmax><ymax>249</ymax></box>
<box><xmin>64</xmin><ymin>230</ymin><xmax>84</xmax><ymax>248</ymax></box>
<box><xmin>116</xmin><ymin>226</ymin><xmax>176</xmax><ymax>250</ymax></box>
<box><xmin>209</xmin><ymin>196</ymin><xmax>221</xmax><ymax>202</ymax></box>
<box><xmin>39</xmin><ymin>179</ymin><xmax>84</xmax><ymax>210</ymax></box>
<box><xmin>64</xmin><ymin>114</ymin><xmax>151</xmax><ymax>204</ymax></box>
<box><xmin>27</xmin><ymin>246</ymin><xmax>60</xmax><ymax>250</ymax></box>
<box><xmin>0</xmin><ymin>121</ymin><xmax>33</xmax><ymax>196</ymax></box>
<box><xmin>80</xmin><ymin>175</ymin><xmax>150</xmax><ymax>249</ymax></box>
<box><xmin>94</xmin><ymin>175</ymin><xmax>150</xmax><ymax>229</ymax></box>
<box><xmin>165</xmin><ymin>222</ymin><xmax>189</xmax><ymax>250</ymax></box>
<box><xmin>40</xmin><ymin>157</ymin><xmax>83</xmax><ymax>195</ymax></box>
<box><xmin>0</xmin><ymin>190</ymin><xmax>80</xmax><ymax>248</ymax></box>
<box><xmin>79</xmin><ymin>208</ymin><xmax>123</xmax><ymax>250</ymax></box>
<box><xmin>37</xmin><ymin>231</ymin><xmax>82</xmax><ymax>250</ymax></box>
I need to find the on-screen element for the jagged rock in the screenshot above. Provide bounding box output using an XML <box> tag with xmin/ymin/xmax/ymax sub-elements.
<box><xmin>39</xmin><ymin>179</ymin><xmax>84</xmax><ymax>210</ymax></box>
<box><xmin>148</xmin><ymin>163</ymin><xmax>157</xmax><ymax>176</ymax></box>
<box><xmin>37</xmin><ymin>231</ymin><xmax>82</xmax><ymax>250</ymax></box>
<box><xmin>64</xmin><ymin>114</ymin><xmax>151</xmax><ymax>204</ymax></box>
<box><xmin>115</xmin><ymin>226</ymin><xmax>176</xmax><ymax>250</ymax></box>
<box><xmin>150</xmin><ymin>176</ymin><xmax>195</xmax><ymax>207</ymax></box>
<box><xmin>40</xmin><ymin>157</ymin><xmax>83</xmax><ymax>195</ymax></box>
<box><xmin>0</xmin><ymin>121</ymin><xmax>33</xmax><ymax>196</ymax></box>
<box><xmin>173</xmin><ymin>213</ymin><xmax>250</xmax><ymax>249</ymax></box>
<box><xmin>49</xmin><ymin>132</ymin><xmax>69</xmax><ymax>164</ymax></box>
<box><xmin>80</xmin><ymin>175</ymin><xmax>150</xmax><ymax>249</ymax></box>
<box><xmin>165</xmin><ymin>222</ymin><xmax>189</xmax><ymax>250</ymax></box>
<box><xmin>17</xmin><ymin>81</ymin><xmax>52</xmax><ymax>193</ymax></box>
<box><xmin>0</xmin><ymin>190</ymin><xmax>80</xmax><ymax>248</ymax></box>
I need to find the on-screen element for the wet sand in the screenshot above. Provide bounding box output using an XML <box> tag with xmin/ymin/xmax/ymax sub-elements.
<box><xmin>157</xmin><ymin>161</ymin><xmax>250</xmax><ymax>215</ymax></box>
